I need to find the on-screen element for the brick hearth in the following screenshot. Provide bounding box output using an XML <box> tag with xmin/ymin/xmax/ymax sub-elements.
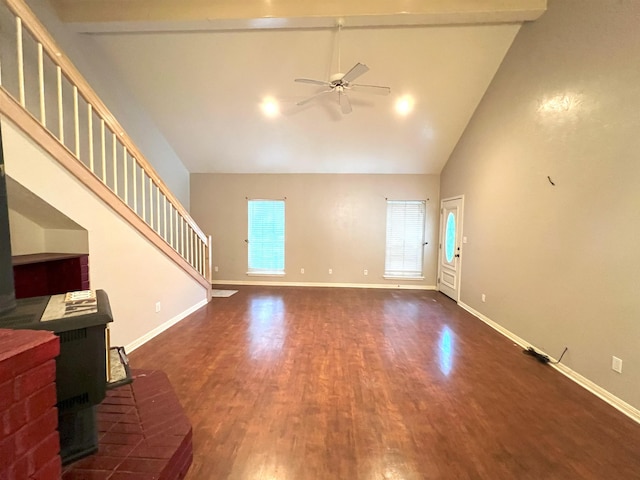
<box><xmin>63</xmin><ymin>369</ymin><xmax>193</xmax><ymax>480</ymax></box>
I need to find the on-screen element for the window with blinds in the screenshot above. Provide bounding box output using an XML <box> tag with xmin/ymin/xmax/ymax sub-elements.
<box><xmin>247</xmin><ymin>200</ymin><xmax>285</xmax><ymax>275</ymax></box>
<box><xmin>384</xmin><ymin>200</ymin><xmax>426</xmax><ymax>279</ymax></box>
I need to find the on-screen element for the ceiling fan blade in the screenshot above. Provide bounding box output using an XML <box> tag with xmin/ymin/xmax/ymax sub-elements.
<box><xmin>339</xmin><ymin>91</ymin><xmax>352</xmax><ymax>114</ymax></box>
<box><xmin>296</xmin><ymin>89</ymin><xmax>333</xmax><ymax>106</ymax></box>
<box><xmin>341</xmin><ymin>63</ymin><xmax>369</xmax><ymax>83</ymax></box>
<box><xmin>295</xmin><ymin>78</ymin><xmax>331</xmax><ymax>86</ymax></box>
<box><xmin>350</xmin><ymin>83</ymin><xmax>391</xmax><ymax>95</ymax></box>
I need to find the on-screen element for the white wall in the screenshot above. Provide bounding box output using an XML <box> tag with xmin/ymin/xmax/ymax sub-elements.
<box><xmin>2</xmin><ymin>116</ymin><xmax>207</xmax><ymax>348</ymax></box>
<box><xmin>8</xmin><ymin>208</ymin><xmax>89</xmax><ymax>255</ymax></box>
<box><xmin>13</xmin><ymin>0</ymin><xmax>192</xmax><ymax>209</ymax></box>
<box><xmin>44</xmin><ymin>228</ymin><xmax>88</xmax><ymax>254</ymax></box>
<box><xmin>7</xmin><ymin>176</ymin><xmax>91</xmax><ymax>254</ymax></box>
<box><xmin>8</xmin><ymin>209</ymin><xmax>44</xmax><ymax>255</ymax></box>
<box><xmin>440</xmin><ymin>0</ymin><xmax>640</xmax><ymax>410</ymax></box>
<box><xmin>191</xmin><ymin>173</ymin><xmax>439</xmax><ymax>287</ymax></box>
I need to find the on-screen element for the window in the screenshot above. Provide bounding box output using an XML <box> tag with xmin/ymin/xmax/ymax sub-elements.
<box><xmin>384</xmin><ymin>200</ymin><xmax>426</xmax><ymax>279</ymax></box>
<box><xmin>247</xmin><ymin>200</ymin><xmax>285</xmax><ymax>275</ymax></box>
<box><xmin>445</xmin><ymin>212</ymin><xmax>456</xmax><ymax>263</ymax></box>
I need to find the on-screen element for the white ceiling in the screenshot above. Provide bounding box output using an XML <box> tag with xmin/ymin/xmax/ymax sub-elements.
<box><xmin>49</xmin><ymin>1</ymin><xmax>544</xmax><ymax>175</ymax></box>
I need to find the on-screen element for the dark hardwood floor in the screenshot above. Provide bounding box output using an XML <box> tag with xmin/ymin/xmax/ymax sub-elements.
<box><xmin>129</xmin><ymin>287</ymin><xmax>640</xmax><ymax>479</ymax></box>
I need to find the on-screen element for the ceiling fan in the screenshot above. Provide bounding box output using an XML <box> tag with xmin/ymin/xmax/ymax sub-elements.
<box><xmin>294</xmin><ymin>23</ymin><xmax>391</xmax><ymax>114</ymax></box>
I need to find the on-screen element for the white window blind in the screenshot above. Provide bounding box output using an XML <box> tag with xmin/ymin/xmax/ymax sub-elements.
<box><xmin>384</xmin><ymin>200</ymin><xmax>426</xmax><ymax>278</ymax></box>
<box><xmin>248</xmin><ymin>200</ymin><xmax>285</xmax><ymax>274</ymax></box>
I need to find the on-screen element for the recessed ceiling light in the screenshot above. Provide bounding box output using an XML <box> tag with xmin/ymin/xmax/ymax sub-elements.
<box><xmin>395</xmin><ymin>95</ymin><xmax>414</xmax><ymax>116</ymax></box>
<box><xmin>260</xmin><ymin>97</ymin><xmax>280</xmax><ymax>118</ymax></box>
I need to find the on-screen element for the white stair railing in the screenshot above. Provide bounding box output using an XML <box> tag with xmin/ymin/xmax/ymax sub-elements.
<box><xmin>0</xmin><ymin>0</ymin><xmax>212</xmax><ymax>285</ymax></box>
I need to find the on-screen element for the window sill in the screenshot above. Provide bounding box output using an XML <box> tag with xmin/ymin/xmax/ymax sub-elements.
<box><xmin>383</xmin><ymin>275</ymin><xmax>425</xmax><ymax>281</ymax></box>
<box><xmin>246</xmin><ymin>271</ymin><xmax>285</xmax><ymax>277</ymax></box>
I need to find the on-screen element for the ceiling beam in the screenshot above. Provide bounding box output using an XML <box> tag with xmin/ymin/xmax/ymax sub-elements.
<box><xmin>49</xmin><ymin>0</ymin><xmax>547</xmax><ymax>33</ymax></box>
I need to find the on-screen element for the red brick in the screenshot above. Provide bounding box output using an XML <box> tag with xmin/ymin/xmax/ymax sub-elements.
<box><xmin>145</xmin><ymin>435</ymin><xmax>184</xmax><ymax>448</ymax></box>
<box><xmin>0</xmin><ymin>329</ymin><xmax>42</xmax><ymax>358</ymax></box>
<box><xmin>109</xmin><ymin>422</ymin><xmax>143</xmax><ymax>435</ymax></box>
<box><xmin>110</xmin><ymin>472</ymin><xmax>158</xmax><ymax>480</ymax></box>
<box><xmin>0</xmin><ymin>434</ymin><xmax>16</xmax><ymax>471</ymax></box>
<box><xmin>100</xmin><ymin>432</ymin><xmax>144</xmax><ymax>446</ymax></box>
<box><xmin>99</xmin><ymin>412</ymin><xmax>139</xmax><ymax>424</ymax></box>
<box><xmin>32</xmin><ymin>455</ymin><xmax>62</xmax><ymax>480</ymax></box>
<box><xmin>98</xmin><ymin>420</ymin><xmax>116</xmax><ymax>433</ymax></box>
<box><xmin>13</xmin><ymin>360</ymin><xmax>56</xmax><ymax>400</ymax></box>
<box><xmin>8</xmin><ymin>338</ymin><xmax>60</xmax><ymax>379</ymax></box>
<box><xmin>129</xmin><ymin>443</ymin><xmax>175</xmax><ymax>459</ymax></box>
<box><xmin>0</xmin><ymin>330</ymin><xmax>59</xmax><ymax>383</ymax></box>
<box><xmin>26</xmin><ymin>384</ymin><xmax>57</xmax><ymax>421</ymax></box>
<box><xmin>117</xmin><ymin>457</ymin><xmax>165</xmax><ymax>474</ymax></box>
<box><xmin>0</xmin><ymin>379</ymin><xmax>14</xmax><ymax>410</ymax></box>
<box><xmin>162</xmin><ymin>445</ymin><xmax>192</xmax><ymax>480</ymax></box>
<box><xmin>139</xmin><ymin>404</ymin><xmax>182</xmax><ymax>423</ymax></box>
<box><xmin>31</xmin><ymin>431</ymin><xmax>60</xmax><ymax>472</ymax></box>
<box><xmin>70</xmin><ymin>454</ymin><xmax>122</xmax><ymax>471</ymax></box>
<box><xmin>104</xmin><ymin>396</ymin><xmax>136</xmax><ymax>406</ymax></box>
<box><xmin>0</xmin><ymin>361</ymin><xmax>14</xmax><ymax>386</ymax></box>
<box><xmin>97</xmin><ymin>442</ymin><xmax>136</xmax><ymax>457</ymax></box>
<box><xmin>106</xmin><ymin>388</ymin><xmax>133</xmax><ymax>399</ymax></box>
<box><xmin>14</xmin><ymin>408</ymin><xmax>57</xmax><ymax>455</ymax></box>
<box><xmin>144</xmin><ymin>434</ymin><xmax>184</xmax><ymax>448</ymax></box>
<box><xmin>98</xmin><ymin>404</ymin><xmax>135</xmax><ymax>415</ymax></box>
<box><xmin>64</xmin><ymin>368</ymin><xmax>193</xmax><ymax>480</ymax></box>
<box><xmin>62</xmin><ymin>464</ymin><xmax>112</xmax><ymax>480</ymax></box>
<box><xmin>62</xmin><ymin>468</ymin><xmax>112</xmax><ymax>479</ymax></box>
<box><xmin>143</xmin><ymin>420</ymin><xmax>190</xmax><ymax>438</ymax></box>
<box><xmin>2</xmin><ymin>400</ymin><xmax>27</xmax><ymax>437</ymax></box>
<box><xmin>6</xmin><ymin>452</ymin><xmax>34</xmax><ymax>480</ymax></box>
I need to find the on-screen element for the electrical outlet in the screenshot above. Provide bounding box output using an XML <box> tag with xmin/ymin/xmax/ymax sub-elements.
<box><xmin>300</xmin><ymin>268</ymin><xmax>305</xmax><ymax>274</ymax></box>
<box><xmin>364</xmin><ymin>269</ymin><xmax>368</xmax><ymax>276</ymax></box>
<box><xmin>214</xmin><ymin>266</ymin><xmax>219</xmax><ymax>272</ymax></box>
<box><xmin>328</xmin><ymin>268</ymin><xmax>333</xmax><ymax>274</ymax></box>
<box><xmin>482</xmin><ymin>294</ymin><xmax>486</xmax><ymax>302</ymax></box>
<box><xmin>155</xmin><ymin>302</ymin><xmax>161</xmax><ymax>313</ymax></box>
<box><xmin>612</xmin><ymin>356</ymin><xmax>623</xmax><ymax>373</ymax></box>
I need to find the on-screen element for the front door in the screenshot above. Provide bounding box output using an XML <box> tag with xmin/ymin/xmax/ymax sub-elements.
<box><xmin>438</xmin><ymin>196</ymin><xmax>463</xmax><ymax>301</ymax></box>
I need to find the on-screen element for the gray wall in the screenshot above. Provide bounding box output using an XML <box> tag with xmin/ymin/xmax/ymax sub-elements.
<box><xmin>18</xmin><ymin>0</ymin><xmax>191</xmax><ymax>208</ymax></box>
<box><xmin>191</xmin><ymin>174</ymin><xmax>439</xmax><ymax>287</ymax></box>
<box><xmin>440</xmin><ymin>0</ymin><xmax>640</xmax><ymax>409</ymax></box>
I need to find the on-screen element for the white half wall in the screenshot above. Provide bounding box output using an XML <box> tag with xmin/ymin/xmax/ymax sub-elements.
<box><xmin>2</xmin><ymin>116</ymin><xmax>207</xmax><ymax>347</ymax></box>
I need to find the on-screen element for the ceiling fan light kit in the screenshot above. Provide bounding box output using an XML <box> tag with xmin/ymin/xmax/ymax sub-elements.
<box><xmin>294</xmin><ymin>22</ymin><xmax>391</xmax><ymax>114</ymax></box>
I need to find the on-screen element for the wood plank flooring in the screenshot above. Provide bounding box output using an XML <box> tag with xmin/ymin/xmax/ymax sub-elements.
<box><xmin>129</xmin><ymin>287</ymin><xmax>640</xmax><ymax>479</ymax></box>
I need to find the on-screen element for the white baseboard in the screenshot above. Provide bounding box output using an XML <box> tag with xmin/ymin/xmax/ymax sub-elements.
<box><xmin>211</xmin><ymin>279</ymin><xmax>436</xmax><ymax>290</ymax></box>
<box><xmin>125</xmin><ymin>298</ymin><xmax>208</xmax><ymax>353</ymax></box>
<box><xmin>459</xmin><ymin>301</ymin><xmax>640</xmax><ymax>424</ymax></box>
<box><xmin>458</xmin><ymin>302</ymin><xmax>530</xmax><ymax>348</ymax></box>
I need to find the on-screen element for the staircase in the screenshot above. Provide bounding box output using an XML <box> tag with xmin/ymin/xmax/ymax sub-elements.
<box><xmin>0</xmin><ymin>0</ymin><xmax>211</xmax><ymax>292</ymax></box>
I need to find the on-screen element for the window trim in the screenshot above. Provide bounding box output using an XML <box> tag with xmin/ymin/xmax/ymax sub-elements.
<box><xmin>247</xmin><ymin>199</ymin><xmax>286</xmax><ymax>275</ymax></box>
<box><xmin>384</xmin><ymin>199</ymin><xmax>426</xmax><ymax>279</ymax></box>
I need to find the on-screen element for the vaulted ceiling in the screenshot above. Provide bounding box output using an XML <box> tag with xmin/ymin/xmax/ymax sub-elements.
<box><xmin>49</xmin><ymin>0</ymin><xmax>546</xmax><ymax>174</ymax></box>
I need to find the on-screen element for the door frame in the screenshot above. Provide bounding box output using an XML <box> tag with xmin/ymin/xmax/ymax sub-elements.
<box><xmin>438</xmin><ymin>195</ymin><xmax>464</xmax><ymax>302</ymax></box>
